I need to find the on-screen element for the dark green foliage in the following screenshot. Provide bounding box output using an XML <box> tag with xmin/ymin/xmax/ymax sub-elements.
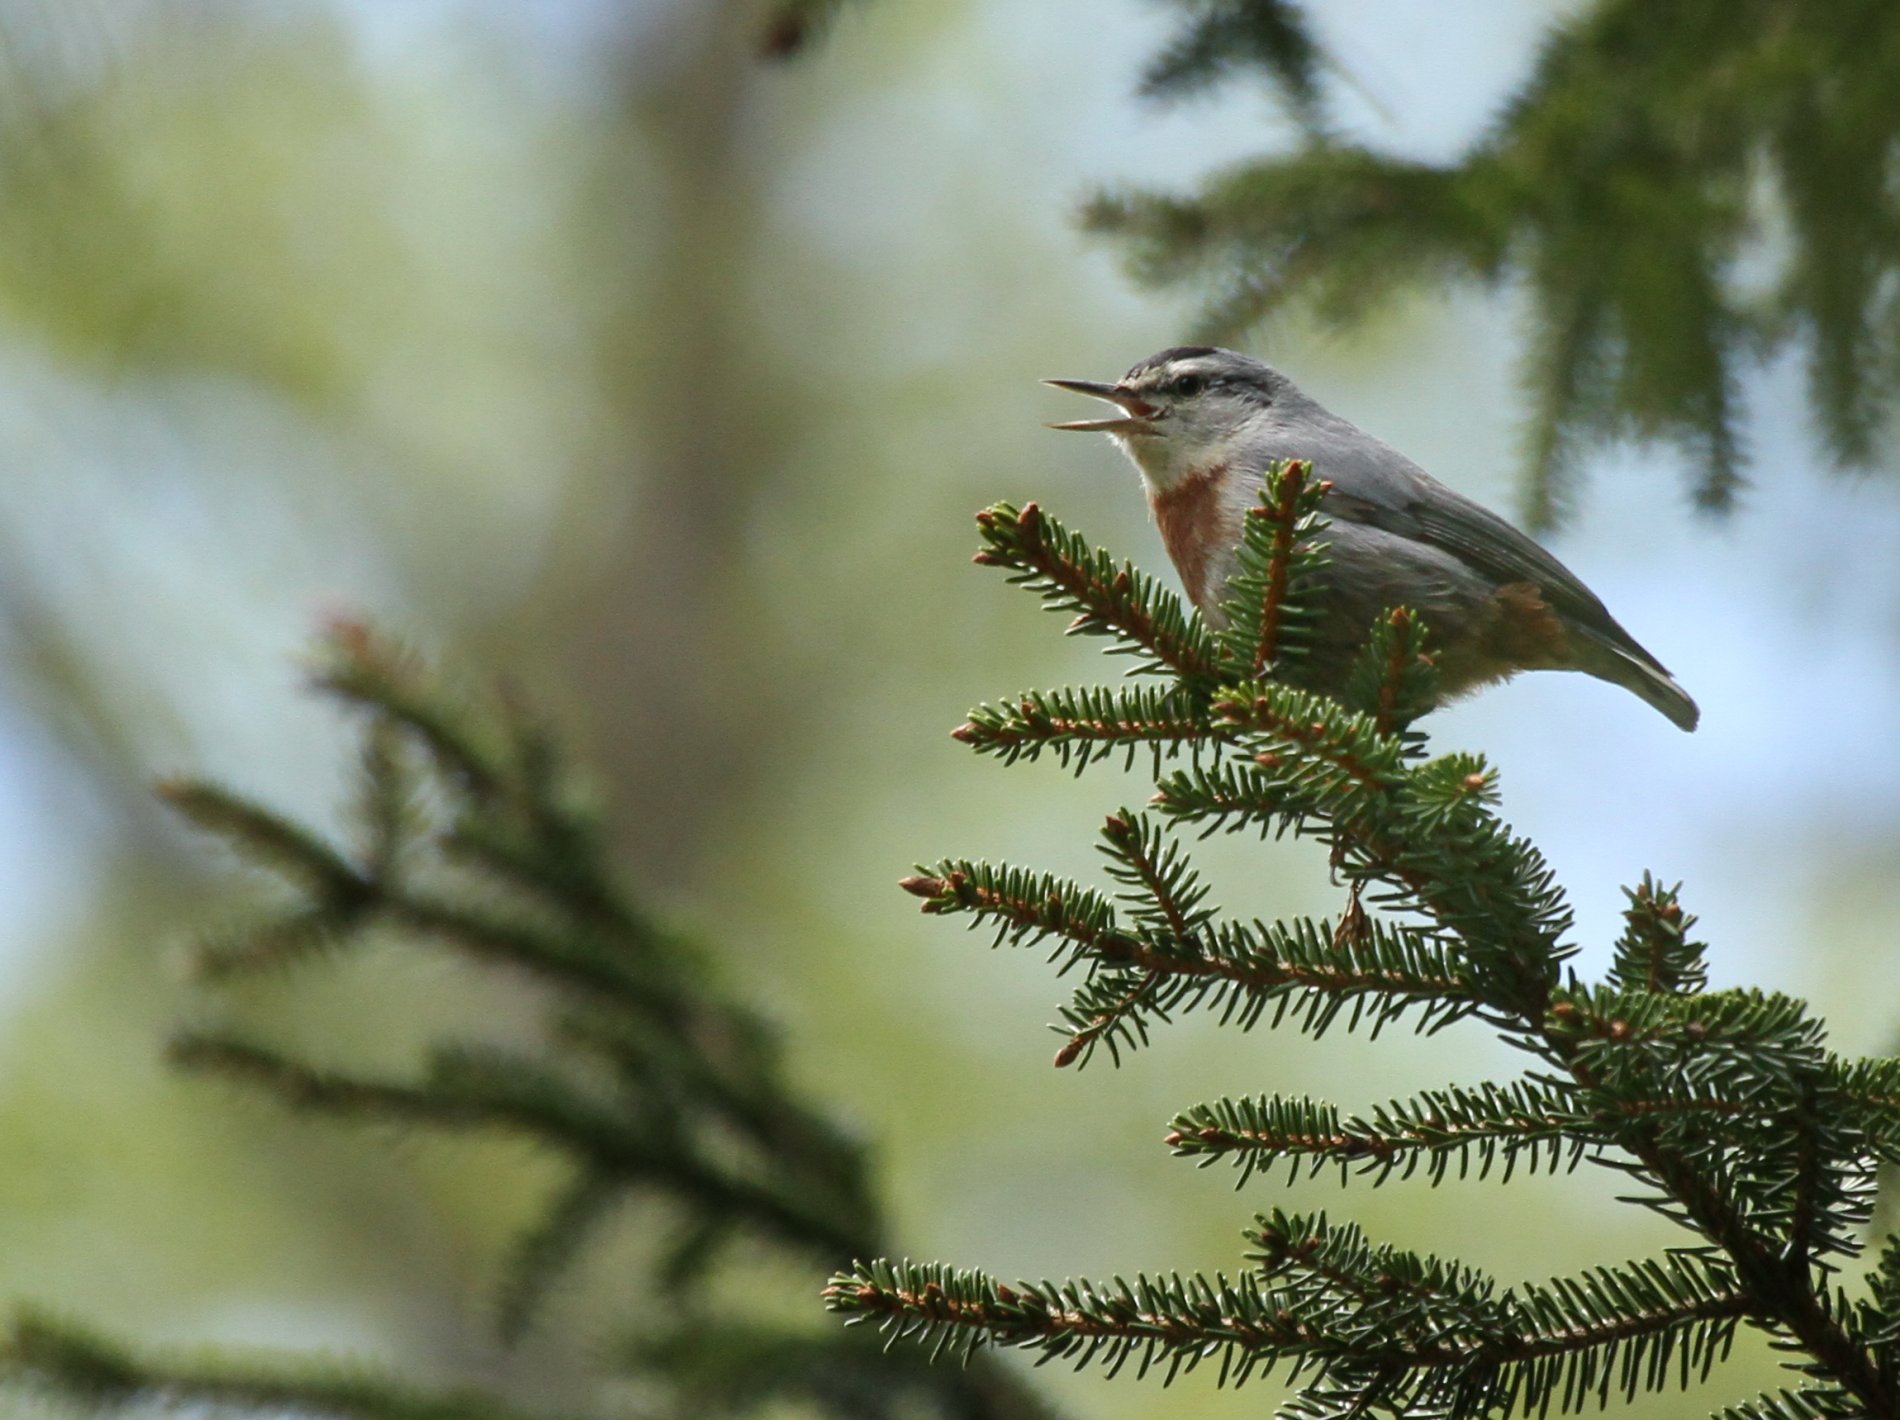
<box><xmin>837</xmin><ymin>498</ymin><xmax>1900</xmax><ymax>1417</ymax></box>
<box><xmin>1834</xmin><ymin>1058</ymin><xmax>1900</xmax><ymax>1167</ymax></box>
<box><xmin>3</xmin><ymin>626</ymin><xmax>1054</xmax><ymax>1420</ymax></box>
<box><xmin>1083</xmin><ymin>146</ymin><xmax>1502</xmax><ymax>360</ymax></box>
<box><xmin>1611</xmin><ymin>873</ymin><xmax>1708</xmax><ymax>997</ymax></box>
<box><xmin>1244</xmin><ymin>1213</ymin><xmax>1747</xmax><ymax>1418</ymax></box>
<box><xmin>953</xmin><ymin>684</ymin><xmax>1216</xmax><ymax>775</ymax></box>
<box><xmin>825</xmin><ymin>1244</ymin><xmax>1749</xmax><ymax>1417</ymax></box>
<box><xmin>973</xmin><ymin>500</ymin><xmax>1221</xmax><ymax>684</ymax></box>
<box><xmin>791</xmin><ymin>1</ymin><xmax>1900</xmax><ymax>526</ymax></box>
<box><xmin>2</xmin><ymin>1307</ymin><xmax>574</xmax><ymax>1420</ymax></box>
<box><xmin>1170</xmin><ymin>1081</ymin><xmax>1598</xmax><ymax>1187</ymax></box>
<box><xmin>1213</xmin><ymin>458</ymin><xmax>1331</xmax><ymax>680</ymax></box>
<box><xmin>1337</xmin><ymin>606</ymin><xmax>1439</xmax><ymax>750</ymax></box>
<box><xmin>1138</xmin><ymin>0</ymin><xmax>1325</xmax><ymax>127</ymax></box>
<box><xmin>1081</xmin><ymin>0</ymin><xmax>1900</xmax><ymax>526</ymax></box>
<box><xmin>630</xmin><ymin>1322</ymin><xmax>1062</xmax><ymax>1419</ymax></box>
<box><xmin>906</xmin><ymin>747</ymin><xmax>1489</xmax><ymax>1068</ymax></box>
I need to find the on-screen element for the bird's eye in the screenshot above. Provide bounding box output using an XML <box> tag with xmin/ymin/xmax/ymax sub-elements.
<box><xmin>1170</xmin><ymin>374</ymin><xmax>1206</xmax><ymax>399</ymax></box>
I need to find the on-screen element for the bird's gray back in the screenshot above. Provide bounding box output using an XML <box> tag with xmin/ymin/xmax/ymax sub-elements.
<box><xmin>1243</xmin><ymin>397</ymin><xmax>1668</xmax><ymax>675</ymax></box>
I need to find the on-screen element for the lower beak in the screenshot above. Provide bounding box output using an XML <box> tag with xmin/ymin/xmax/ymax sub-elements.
<box><xmin>1043</xmin><ymin>378</ymin><xmax>1162</xmax><ymax>435</ymax></box>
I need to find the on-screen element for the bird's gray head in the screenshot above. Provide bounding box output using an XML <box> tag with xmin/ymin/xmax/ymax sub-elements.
<box><xmin>1046</xmin><ymin>346</ymin><xmax>1300</xmax><ymax>492</ymax></box>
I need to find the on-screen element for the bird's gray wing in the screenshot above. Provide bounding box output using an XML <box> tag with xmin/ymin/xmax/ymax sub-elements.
<box><xmin>1283</xmin><ymin>420</ymin><xmax>1665</xmax><ymax>670</ymax></box>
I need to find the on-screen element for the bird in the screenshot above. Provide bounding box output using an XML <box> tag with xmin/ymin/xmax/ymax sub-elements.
<box><xmin>1046</xmin><ymin>346</ymin><xmax>1698</xmax><ymax>731</ymax></box>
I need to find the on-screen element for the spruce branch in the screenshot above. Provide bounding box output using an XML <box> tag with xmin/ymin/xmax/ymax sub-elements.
<box><xmin>972</xmin><ymin>501</ymin><xmax>1221</xmax><ymax>683</ymax></box>
<box><xmin>1718</xmin><ymin>1386</ymin><xmax>1861</xmax><ymax>1420</ymax></box>
<box><xmin>496</xmin><ymin>1169</ymin><xmax>627</xmax><ymax>1344</ymax></box>
<box><xmin>1532</xmin><ymin>1001</ymin><xmax>1894</xmax><ymax>1415</ymax></box>
<box><xmin>1157</xmin><ymin>688</ymin><xmax>1569</xmax><ymax>1014</ymax></box>
<box><xmin>1610</xmin><ymin>873</ymin><xmax>1708</xmax><ymax>996</ymax></box>
<box><xmin>119</xmin><ymin>625</ymin><xmax>1059</xmax><ymax>1420</ymax></box>
<box><xmin>826</xmin><ymin>1245</ymin><xmax>1753</xmax><ymax>1417</ymax></box>
<box><xmin>1098</xmin><ymin>809</ymin><xmax>1215</xmax><ymax>943</ymax></box>
<box><xmin>1863</xmin><ymin>1235</ymin><xmax>1900</xmax><ymax>1349</ymax></box>
<box><xmin>1053</xmin><ymin>964</ymin><xmax>1169</xmax><ymax>1068</ymax></box>
<box><xmin>1497</xmin><ymin>1258</ymin><xmax>1749</xmax><ymax>1414</ymax></box>
<box><xmin>315</xmin><ymin>620</ymin><xmax>502</xmax><ymax>799</ymax></box>
<box><xmin>1831</xmin><ymin>1058</ymin><xmax>1900</xmax><ymax>1165</ymax></box>
<box><xmin>952</xmin><ymin>684</ymin><xmax>1216</xmax><ymax>774</ymax></box>
<box><xmin>849</xmin><ymin>485</ymin><xmax>1900</xmax><ymax>1415</ymax></box>
<box><xmin>356</xmin><ymin>719</ymin><xmax>419</xmax><ymax>882</ymax></box>
<box><xmin>905</xmin><ymin>855</ymin><xmax>1481</xmax><ymax>1068</ymax></box>
<box><xmin>1519</xmin><ymin>263</ymin><xmax>1610</xmax><ymax>532</ymax></box>
<box><xmin>1247</xmin><ymin>1210</ymin><xmax>1508</xmax><ymax>1342</ymax></box>
<box><xmin>1073</xmin><ymin>5</ymin><xmax>1900</xmax><ymax>521</ymax></box>
<box><xmin>1543</xmin><ymin>987</ymin><xmax>1827</xmax><ymax>1095</ymax></box>
<box><xmin>1081</xmin><ymin>148</ymin><xmax>1497</xmax><ymax>339</ymax></box>
<box><xmin>1138</xmin><ymin>0</ymin><xmax>1327</xmax><ymax>126</ymax></box>
<box><xmin>1212</xmin><ymin>458</ymin><xmax>1331</xmax><ymax>680</ymax></box>
<box><xmin>169</xmin><ymin>1032</ymin><xmax>870</xmax><ymax>1262</ymax></box>
<box><xmin>189</xmin><ymin>902</ymin><xmax>361</xmax><ymax>979</ymax></box>
<box><xmin>154</xmin><ymin>779</ymin><xmax>373</xmax><ymax>919</ymax></box>
<box><xmin>900</xmin><ymin>860</ymin><xmax>1133</xmax><ymax>960</ymax></box>
<box><xmin>3</xmin><ymin>1309</ymin><xmax>574</xmax><ymax>1420</ymax></box>
<box><xmin>1237</xmin><ymin>1213</ymin><xmax>1746</xmax><ymax>1413</ymax></box>
<box><xmin>826</xmin><ymin>1258</ymin><xmax>1311</xmax><ymax>1385</ymax></box>
<box><xmin>779</xmin><ymin>1</ymin><xmax>1900</xmax><ymax>513</ymax></box>
<box><xmin>367</xmin><ymin>890</ymin><xmax>660</xmax><ymax>1004</ymax></box>
<box><xmin>1204</xmin><ymin>682</ymin><xmax>1411</xmax><ymax>797</ymax></box>
<box><xmin>1338</xmin><ymin>605</ymin><xmax>1439</xmax><ymax>750</ymax></box>
<box><xmin>1170</xmin><ymin>1081</ymin><xmax>1600</xmax><ymax>1187</ymax></box>
<box><xmin>1049</xmin><ymin>911</ymin><xmax>1478</xmax><ymax>1068</ymax></box>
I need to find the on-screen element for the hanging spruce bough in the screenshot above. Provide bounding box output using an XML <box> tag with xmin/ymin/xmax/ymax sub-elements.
<box><xmin>1080</xmin><ymin>0</ymin><xmax>1900</xmax><ymax>527</ymax></box>
<box><xmin>826</xmin><ymin>462</ymin><xmax>1900</xmax><ymax>1419</ymax></box>
<box><xmin>0</xmin><ymin>626</ymin><xmax>1054</xmax><ymax>1420</ymax></box>
<box><xmin>778</xmin><ymin>0</ymin><xmax>1900</xmax><ymax>528</ymax></box>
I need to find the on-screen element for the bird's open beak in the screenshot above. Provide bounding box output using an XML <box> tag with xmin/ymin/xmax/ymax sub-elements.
<box><xmin>1043</xmin><ymin>378</ymin><xmax>1162</xmax><ymax>435</ymax></box>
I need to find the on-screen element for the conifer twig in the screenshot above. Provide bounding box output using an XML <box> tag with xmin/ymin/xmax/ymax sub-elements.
<box><xmin>973</xmin><ymin>502</ymin><xmax>1221</xmax><ymax>683</ymax></box>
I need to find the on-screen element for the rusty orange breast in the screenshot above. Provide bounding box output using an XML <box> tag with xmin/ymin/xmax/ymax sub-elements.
<box><xmin>1149</xmin><ymin>464</ymin><xmax>1231</xmax><ymax>613</ymax></box>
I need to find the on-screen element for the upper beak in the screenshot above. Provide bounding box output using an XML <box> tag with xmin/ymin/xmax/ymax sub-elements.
<box><xmin>1043</xmin><ymin>378</ymin><xmax>1162</xmax><ymax>435</ymax></box>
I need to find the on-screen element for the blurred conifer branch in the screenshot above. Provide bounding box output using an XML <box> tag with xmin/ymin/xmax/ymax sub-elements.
<box><xmin>830</xmin><ymin>482</ymin><xmax>1900</xmax><ymax>1418</ymax></box>
<box><xmin>1136</xmin><ymin>0</ymin><xmax>1323</xmax><ymax>126</ymax></box>
<box><xmin>786</xmin><ymin>0</ymin><xmax>1900</xmax><ymax>528</ymax></box>
<box><xmin>0</xmin><ymin>623</ymin><xmax>1058</xmax><ymax>1420</ymax></box>
<box><xmin>756</xmin><ymin>0</ymin><xmax>867</xmax><ymax>58</ymax></box>
<box><xmin>2</xmin><ymin>1308</ymin><xmax>576</xmax><ymax>1420</ymax></box>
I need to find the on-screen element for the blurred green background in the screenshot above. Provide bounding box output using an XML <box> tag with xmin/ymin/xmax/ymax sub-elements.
<box><xmin>0</xmin><ymin>1</ymin><xmax>1897</xmax><ymax>1416</ymax></box>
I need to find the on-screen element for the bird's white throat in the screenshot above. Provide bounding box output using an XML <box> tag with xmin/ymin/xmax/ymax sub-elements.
<box><xmin>1113</xmin><ymin>423</ymin><xmax>1259</xmax><ymax>496</ymax></box>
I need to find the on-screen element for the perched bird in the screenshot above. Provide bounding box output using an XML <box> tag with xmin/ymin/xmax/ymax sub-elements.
<box><xmin>1047</xmin><ymin>346</ymin><xmax>1698</xmax><ymax>730</ymax></box>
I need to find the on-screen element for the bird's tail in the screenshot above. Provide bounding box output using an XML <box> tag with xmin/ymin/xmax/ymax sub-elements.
<box><xmin>1576</xmin><ymin>631</ymin><xmax>1699</xmax><ymax>732</ymax></box>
